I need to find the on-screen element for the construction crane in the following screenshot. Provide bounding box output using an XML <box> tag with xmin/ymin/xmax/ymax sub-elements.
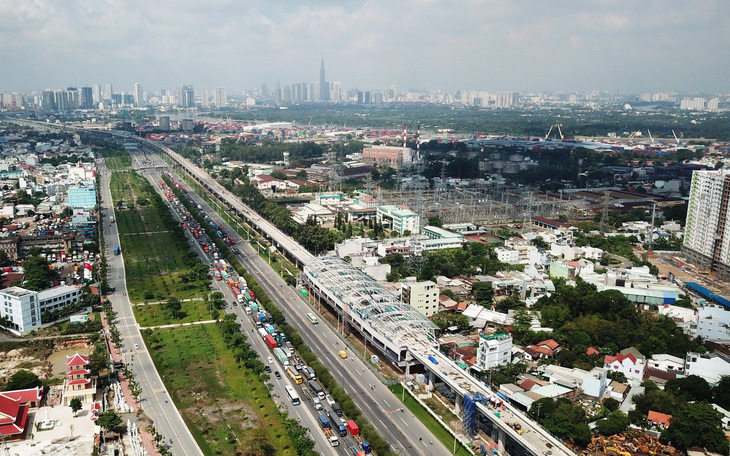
<box><xmin>672</xmin><ymin>129</ymin><xmax>681</xmax><ymax>146</ymax></box>
<box><xmin>648</xmin><ymin>129</ymin><xmax>655</xmax><ymax>145</ymax></box>
<box><xmin>545</xmin><ymin>123</ymin><xmax>564</xmax><ymax>140</ymax></box>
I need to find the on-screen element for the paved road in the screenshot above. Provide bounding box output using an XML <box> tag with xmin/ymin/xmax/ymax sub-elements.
<box><xmin>176</xmin><ymin>170</ymin><xmax>450</xmax><ymax>455</ymax></box>
<box><xmin>98</xmin><ymin>158</ymin><xmax>204</xmax><ymax>456</ymax></box>
<box><xmin>138</xmin><ymin>163</ymin><xmax>343</xmax><ymax>456</ymax></box>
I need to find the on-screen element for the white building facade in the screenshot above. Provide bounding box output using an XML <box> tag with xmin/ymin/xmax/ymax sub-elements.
<box><xmin>400</xmin><ymin>280</ymin><xmax>439</xmax><ymax>317</ymax></box>
<box><xmin>376</xmin><ymin>205</ymin><xmax>420</xmax><ymax>235</ymax></box>
<box><xmin>476</xmin><ymin>333</ymin><xmax>512</xmax><ymax>370</ymax></box>
<box><xmin>0</xmin><ymin>285</ymin><xmax>83</xmax><ymax>335</ymax></box>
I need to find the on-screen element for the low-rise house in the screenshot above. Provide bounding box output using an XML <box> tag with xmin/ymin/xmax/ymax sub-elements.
<box><xmin>582</xmin><ymin>367</ymin><xmax>610</xmax><ymax>398</ymax></box>
<box><xmin>647</xmin><ymin>354</ymin><xmax>685</xmax><ymax>375</ymax></box>
<box><xmin>475</xmin><ymin>332</ymin><xmax>512</xmax><ymax>370</ymax></box>
<box><xmin>647</xmin><ymin>410</ymin><xmax>672</xmax><ymax>429</ymax></box>
<box><xmin>604</xmin><ymin>347</ymin><xmax>646</xmax><ymax>382</ymax></box>
<box><xmin>684</xmin><ymin>351</ymin><xmax>730</xmax><ymax>385</ymax></box>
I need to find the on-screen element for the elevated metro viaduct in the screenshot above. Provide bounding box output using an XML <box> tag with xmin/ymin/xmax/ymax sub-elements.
<box><xmin>11</xmin><ymin>121</ymin><xmax>572</xmax><ymax>456</ymax></box>
<box><xmin>146</xmin><ymin>138</ymin><xmax>573</xmax><ymax>456</ymax></box>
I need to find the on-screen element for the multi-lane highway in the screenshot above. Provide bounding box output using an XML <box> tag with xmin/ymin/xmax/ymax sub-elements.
<box><xmin>139</xmin><ymin>163</ymin><xmax>342</xmax><ymax>455</ymax></box>
<box><xmin>171</xmin><ymin>163</ymin><xmax>449</xmax><ymax>455</ymax></box>
<box><xmin>97</xmin><ymin>158</ymin><xmax>204</xmax><ymax>456</ymax></box>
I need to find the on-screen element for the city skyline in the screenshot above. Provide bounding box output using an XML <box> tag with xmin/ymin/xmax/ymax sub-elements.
<box><xmin>1</xmin><ymin>1</ymin><xmax>730</xmax><ymax>94</ymax></box>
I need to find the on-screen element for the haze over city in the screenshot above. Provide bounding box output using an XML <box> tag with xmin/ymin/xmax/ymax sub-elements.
<box><xmin>2</xmin><ymin>0</ymin><xmax>730</xmax><ymax>94</ymax></box>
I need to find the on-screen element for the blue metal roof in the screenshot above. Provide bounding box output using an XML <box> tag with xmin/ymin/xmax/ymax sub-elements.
<box><xmin>684</xmin><ymin>282</ymin><xmax>730</xmax><ymax>309</ymax></box>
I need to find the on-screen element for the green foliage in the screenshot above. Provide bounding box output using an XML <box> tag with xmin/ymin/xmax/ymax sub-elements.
<box><xmin>70</xmin><ymin>397</ymin><xmax>82</xmax><ymax>415</ymax></box>
<box><xmin>595</xmin><ymin>410</ymin><xmax>630</xmax><ymax>436</ymax></box>
<box><xmin>88</xmin><ymin>339</ymin><xmax>109</xmax><ymax>376</ymax></box>
<box><xmin>427</xmin><ymin>215</ymin><xmax>444</xmax><ymax>228</ymax></box>
<box><xmin>22</xmin><ymin>255</ymin><xmax>57</xmax><ymax>291</ymax></box>
<box><xmin>661</xmin><ymin>402</ymin><xmax>730</xmax><ymax>456</ymax></box>
<box><xmin>665</xmin><ymin>375</ymin><xmax>713</xmax><ymax>402</ymax></box>
<box><xmin>528</xmin><ymin>398</ymin><xmax>591</xmax><ymax>446</ymax></box>
<box><xmin>715</xmin><ymin>376</ymin><xmax>730</xmax><ymax>410</ymax></box>
<box><xmin>472</xmin><ymin>282</ymin><xmax>494</xmax><ymax>307</ymax></box>
<box><xmin>607</xmin><ymin>371</ymin><xmax>627</xmax><ymax>383</ymax></box>
<box><xmin>97</xmin><ymin>410</ymin><xmax>122</xmax><ymax>432</ymax></box>
<box><xmin>431</xmin><ymin>312</ymin><xmax>470</xmax><ymax>331</ymax></box>
<box><xmin>602</xmin><ymin>397</ymin><xmax>620</xmax><ymax>412</ymax></box>
<box><xmin>534</xmin><ymin>278</ymin><xmax>698</xmax><ymax>366</ymax></box>
<box><xmin>164</xmin><ymin>297</ymin><xmax>183</xmax><ymax>319</ymax></box>
<box><xmin>4</xmin><ymin>370</ymin><xmax>40</xmax><ymax>391</ymax></box>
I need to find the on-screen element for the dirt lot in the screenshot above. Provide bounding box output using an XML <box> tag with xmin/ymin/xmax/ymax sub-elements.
<box><xmin>648</xmin><ymin>252</ymin><xmax>730</xmax><ymax>295</ymax></box>
<box><xmin>0</xmin><ymin>338</ymin><xmax>91</xmax><ymax>384</ymax></box>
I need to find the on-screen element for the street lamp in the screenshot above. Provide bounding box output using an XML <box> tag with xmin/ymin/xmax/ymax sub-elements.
<box><xmin>339</xmin><ymin>356</ymin><xmax>355</xmax><ymax>393</ymax></box>
<box><xmin>383</xmin><ymin>407</ymin><xmax>402</xmax><ymax>453</ymax></box>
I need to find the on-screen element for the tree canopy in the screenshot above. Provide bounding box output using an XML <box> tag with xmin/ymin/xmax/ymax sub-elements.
<box><xmin>22</xmin><ymin>255</ymin><xmax>57</xmax><ymax>291</ymax></box>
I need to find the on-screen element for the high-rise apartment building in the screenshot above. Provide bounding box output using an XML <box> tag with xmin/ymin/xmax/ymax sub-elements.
<box><xmin>133</xmin><ymin>83</ymin><xmax>143</xmax><ymax>107</ymax></box>
<box><xmin>708</xmin><ymin>98</ymin><xmax>720</xmax><ymax>112</ymax></box>
<box><xmin>178</xmin><ymin>84</ymin><xmax>195</xmax><ymax>108</ymax></box>
<box><xmin>683</xmin><ymin>169</ymin><xmax>730</xmax><ymax>278</ymax></box>
<box><xmin>92</xmin><ymin>84</ymin><xmax>101</xmax><ymax>105</ymax></box>
<box><xmin>201</xmin><ymin>86</ymin><xmax>209</xmax><ymax>108</ymax></box>
<box><xmin>105</xmin><ymin>84</ymin><xmax>113</xmax><ymax>100</ymax></box>
<box><xmin>42</xmin><ymin>90</ymin><xmax>55</xmax><ymax>110</ymax></box>
<box><xmin>214</xmin><ymin>87</ymin><xmax>227</xmax><ymax>107</ymax></box>
<box><xmin>80</xmin><ymin>87</ymin><xmax>93</xmax><ymax>109</ymax></box>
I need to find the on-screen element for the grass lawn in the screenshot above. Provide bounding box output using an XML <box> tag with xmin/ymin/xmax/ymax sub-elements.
<box><xmin>388</xmin><ymin>384</ymin><xmax>471</xmax><ymax>456</ymax></box>
<box><xmin>143</xmin><ymin>324</ymin><xmax>298</xmax><ymax>456</ymax></box>
<box><xmin>133</xmin><ymin>300</ymin><xmax>212</xmax><ymax>327</ymax></box>
<box><xmin>108</xmin><ymin>171</ymin><xmax>210</xmax><ymax>303</ymax></box>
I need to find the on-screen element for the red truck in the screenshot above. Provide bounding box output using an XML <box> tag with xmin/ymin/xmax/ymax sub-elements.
<box><xmin>265</xmin><ymin>334</ymin><xmax>277</xmax><ymax>349</ymax></box>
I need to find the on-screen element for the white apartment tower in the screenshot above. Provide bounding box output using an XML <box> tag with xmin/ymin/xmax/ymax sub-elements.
<box><xmin>133</xmin><ymin>83</ymin><xmax>143</xmax><ymax>107</ymax></box>
<box><xmin>201</xmin><ymin>86</ymin><xmax>209</xmax><ymax>108</ymax></box>
<box><xmin>683</xmin><ymin>169</ymin><xmax>730</xmax><ymax>278</ymax></box>
<box><xmin>214</xmin><ymin>87</ymin><xmax>227</xmax><ymax>107</ymax></box>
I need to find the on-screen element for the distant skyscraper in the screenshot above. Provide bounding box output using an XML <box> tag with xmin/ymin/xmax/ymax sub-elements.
<box><xmin>80</xmin><ymin>87</ymin><xmax>93</xmax><ymax>109</ymax></box>
<box><xmin>214</xmin><ymin>87</ymin><xmax>227</xmax><ymax>107</ymax></box>
<box><xmin>105</xmin><ymin>83</ymin><xmax>113</xmax><ymax>100</ymax></box>
<box><xmin>178</xmin><ymin>84</ymin><xmax>195</xmax><ymax>108</ymax></box>
<box><xmin>708</xmin><ymin>98</ymin><xmax>720</xmax><ymax>112</ymax></box>
<box><xmin>41</xmin><ymin>90</ymin><xmax>56</xmax><ymax>110</ymax></box>
<box><xmin>133</xmin><ymin>83</ymin><xmax>143</xmax><ymax>107</ymax></box>
<box><xmin>201</xmin><ymin>86</ymin><xmax>209</xmax><ymax>108</ymax></box>
<box><xmin>331</xmin><ymin>81</ymin><xmax>343</xmax><ymax>102</ymax></box>
<box><xmin>92</xmin><ymin>84</ymin><xmax>101</xmax><ymax>105</ymax></box>
<box><xmin>319</xmin><ymin>58</ymin><xmax>329</xmax><ymax>102</ymax></box>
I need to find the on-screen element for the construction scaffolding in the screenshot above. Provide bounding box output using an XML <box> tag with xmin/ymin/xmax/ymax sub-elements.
<box><xmin>303</xmin><ymin>256</ymin><xmax>438</xmax><ymax>349</ymax></box>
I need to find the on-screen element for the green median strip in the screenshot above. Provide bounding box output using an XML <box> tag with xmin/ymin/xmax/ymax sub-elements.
<box><xmin>388</xmin><ymin>384</ymin><xmax>473</xmax><ymax>456</ymax></box>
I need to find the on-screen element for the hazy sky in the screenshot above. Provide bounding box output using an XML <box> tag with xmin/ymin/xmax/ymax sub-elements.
<box><xmin>2</xmin><ymin>0</ymin><xmax>729</xmax><ymax>95</ymax></box>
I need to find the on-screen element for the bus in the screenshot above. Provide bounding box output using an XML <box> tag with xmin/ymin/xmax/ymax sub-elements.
<box><xmin>306</xmin><ymin>313</ymin><xmax>318</xmax><ymax>324</ymax></box>
<box><xmin>284</xmin><ymin>385</ymin><xmax>300</xmax><ymax>406</ymax></box>
<box><xmin>287</xmin><ymin>366</ymin><xmax>304</xmax><ymax>384</ymax></box>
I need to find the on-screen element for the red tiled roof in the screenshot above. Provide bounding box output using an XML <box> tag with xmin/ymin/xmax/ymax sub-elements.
<box><xmin>531</xmin><ymin>346</ymin><xmax>554</xmax><ymax>356</ymax></box>
<box><xmin>253</xmin><ymin>174</ymin><xmax>279</xmax><ymax>183</ymax></box>
<box><xmin>68</xmin><ymin>379</ymin><xmax>91</xmax><ymax>386</ymax></box>
<box><xmin>67</xmin><ymin>369</ymin><xmax>90</xmax><ymax>376</ymax></box>
<box><xmin>648</xmin><ymin>410</ymin><xmax>672</xmax><ymax>428</ymax></box>
<box><xmin>0</xmin><ymin>394</ymin><xmax>20</xmax><ymax>425</ymax></box>
<box><xmin>1</xmin><ymin>387</ymin><xmax>41</xmax><ymax>404</ymax></box>
<box><xmin>605</xmin><ymin>353</ymin><xmax>637</xmax><ymax>365</ymax></box>
<box><xmin>538</xmin><ymin>339</ymin><xmax>560</xmax><ymax>350</ymax></box>
<box><xmin>0</xmin><ymin>403</ymin><xmax>28</xmax><ymax>436</ymax></box>
<box><xmin>66</xmin><ymin>353</ymin><xmax>89</xmax><ymax>367</ymax></box>
<box><xmin>456</xmin><ymin>302</ymin><xmax>468</xmax><ymax>312</ymax></box>
<box><xmin>520</xmin><ymin>379</ymin><xmax>537</xmax><ymax>390</ymax></box>
<box><xmin>587</xmin><ymin>347</ymin><xmax>600</xmax><ymax>356</ymax></box>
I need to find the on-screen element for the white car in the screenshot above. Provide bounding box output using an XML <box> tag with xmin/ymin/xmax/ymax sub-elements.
<box><xmin>268</xmin><ymin>356</ymin><xmax>274</xmax><ymax>364</ymax></box>
<box><xmin>313</xmin><ymin>397</ymin><xmax>323</xmax><ymax>410</ymax></box>
<box><xmin>326</xmin><ymin>394</ymin><xmax>336</xmax><ymax>406</ymax></box>
<box><xmin>134</xmin><ymin>343</ymin><xmax>139</xmax><ymax>349</ymax></box>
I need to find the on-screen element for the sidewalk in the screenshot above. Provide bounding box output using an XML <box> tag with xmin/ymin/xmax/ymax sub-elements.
<box><xmin>101</xmin><ymin>311</ymin><xmax>160</xmax><ymax>456</ymax></box>
<box><xmin>141</xmin><ymin>319</ymin><xmax>217</xmax><ymax>330</ymax></box>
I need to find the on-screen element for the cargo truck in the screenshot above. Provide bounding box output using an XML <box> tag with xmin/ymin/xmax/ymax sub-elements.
<box><xmin>265</xmin><ymin>324</ymin><xmax>276</xmax><ymax>335</ymax></box>
<box><xmin>318</xmin><ymin>414</ymin><xmax>340</xmax><ymax>447</ymax></box>
<box><xmin>308</xmin><ymin>379</ymin><xmax>325</xmax><ymax>400</ymax></box>
<box><xmin>273</xmin><ymin>347</ymin><xmax>289</xmax><ymax>366</ymax></box>
<box><xmin>257</xmin><ymin>328</ymin><xmax>267</xmax><ymax>339</ymax></box>
<box><xmin>346</xmin><ymin>421</ymin><xmax>371</xmax><ymax>454</ymax></box>
<box><xmin>264</xmin><ymin>334</ymin><xmax>277</xmax><ymax>349</ymax></box>
<box><xmin>327</xmin><ymin>411</ymin><xmax>347</xmax><ymax>437</ymax></box>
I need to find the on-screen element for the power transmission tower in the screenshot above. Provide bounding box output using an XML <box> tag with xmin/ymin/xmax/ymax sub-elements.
<box><xmin>600</xmin><ymin>190</ymin><xmax>611</xmax><ymax>230</ymax></box>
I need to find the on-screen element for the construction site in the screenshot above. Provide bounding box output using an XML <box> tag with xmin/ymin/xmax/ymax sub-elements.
<box><xmin>582</xmin><ymin>432</ymin><xmax>683</xmax><ymax>456</ymax></box>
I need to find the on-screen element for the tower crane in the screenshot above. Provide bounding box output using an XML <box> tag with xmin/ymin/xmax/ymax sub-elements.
<box><xmin>545</xmin><ymin>123</ymin><xmax>564</xmax><ymax>140</ymax></box>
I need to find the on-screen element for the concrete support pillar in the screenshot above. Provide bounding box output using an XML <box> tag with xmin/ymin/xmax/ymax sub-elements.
<box><xmin>455</xmin><ymin>393</ymin><xmax>463</xmax><ymax>414</ymax></box>
<box><xmin>497</xmin><ymin>428</ymin><xmax>506</xmax><ymax>455</ymax></box>
<box><xmin>428</xmin><ymin>371</ymin><xmax>436</xmax><ymax>391</ymax></box>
